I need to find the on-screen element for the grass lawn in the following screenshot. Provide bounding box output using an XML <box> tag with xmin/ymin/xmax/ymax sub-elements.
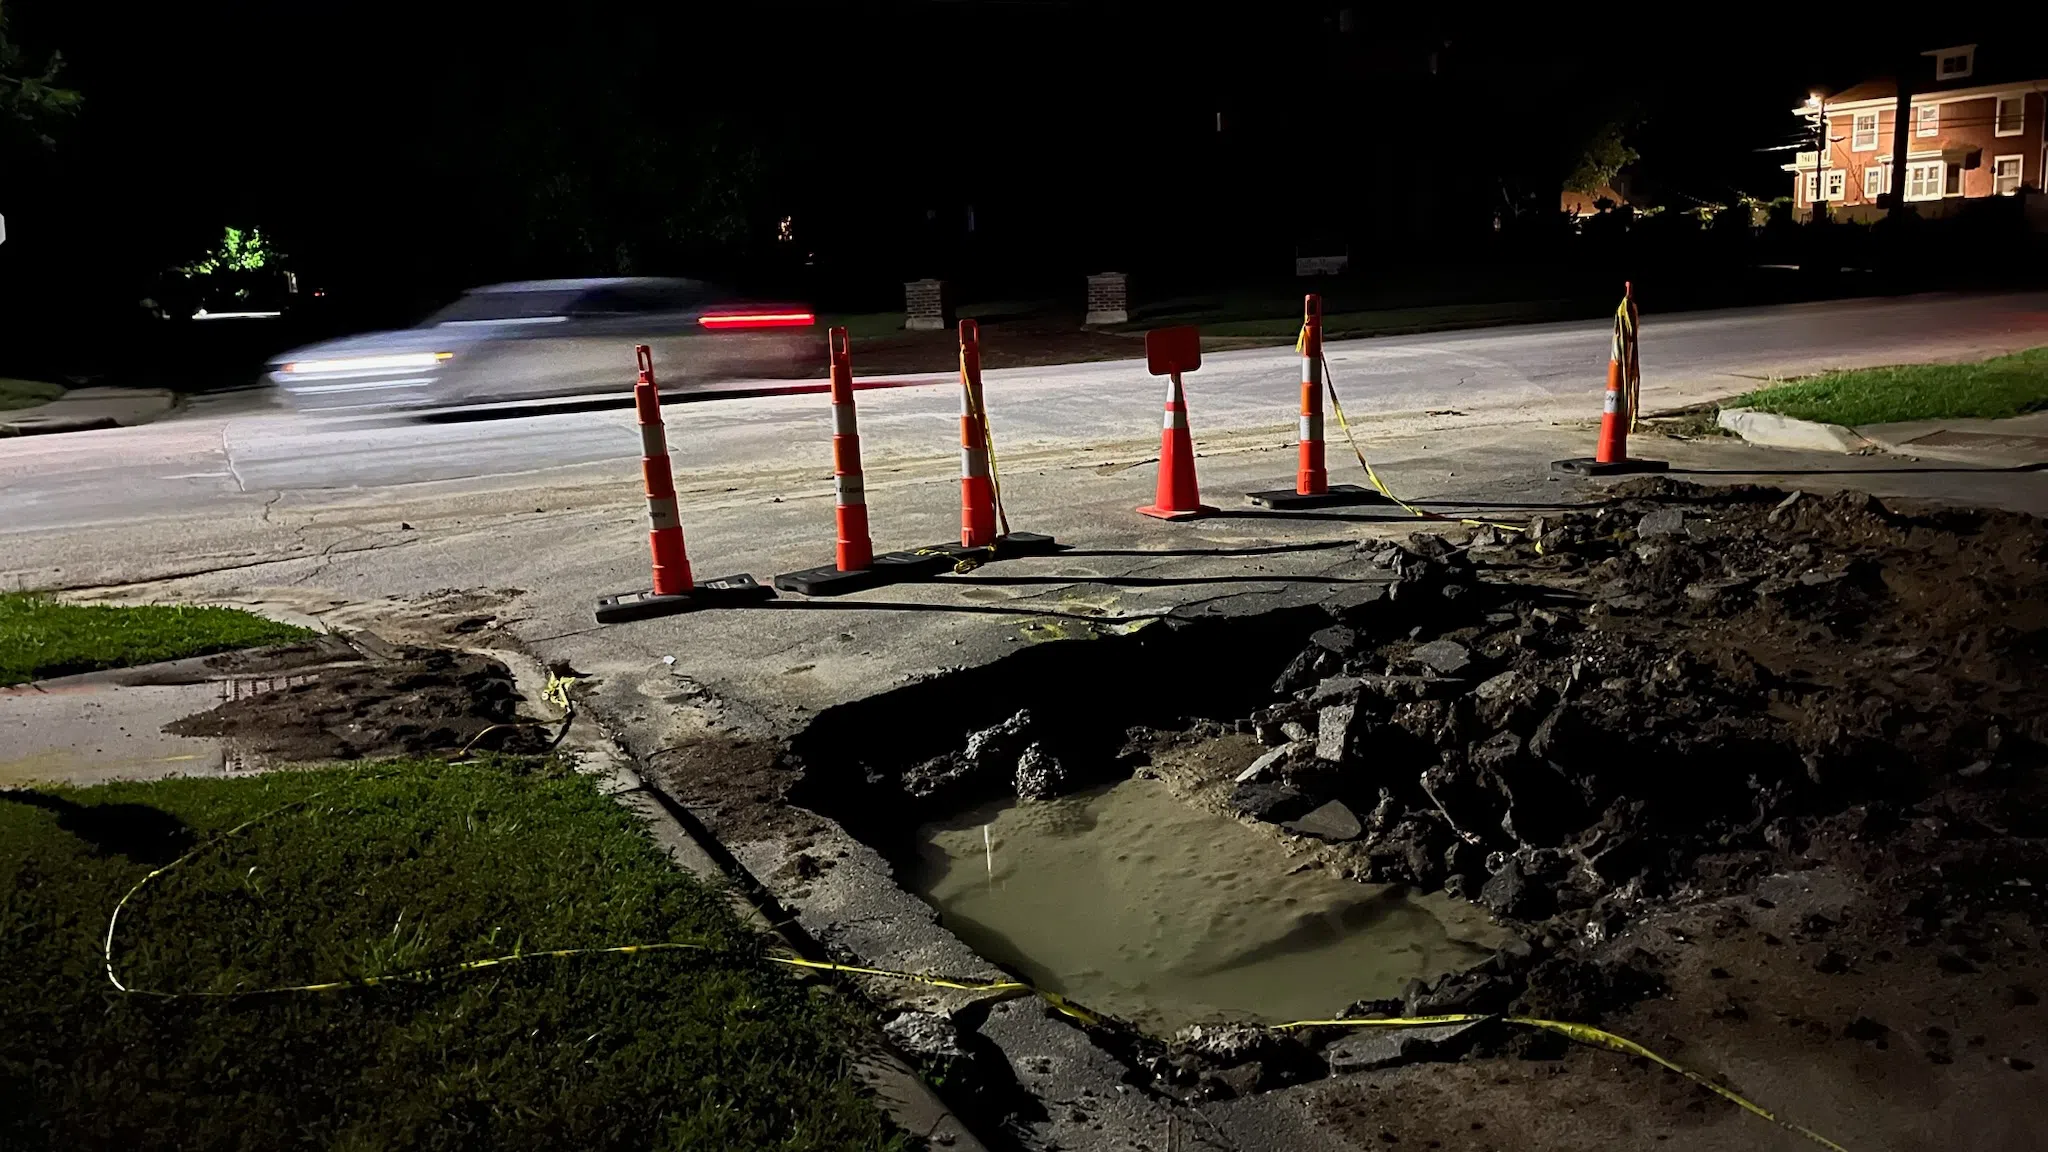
<box><xmin>0</xmin><ymin>757</ymin><xmax>906</xmax><ymax>1151</ymax></box>
<box><xmin>1726</xmin><ymin>346</ymin><xmax>2048</xmax><ymax>426</ymax></box>
<box><xmin>0</xmin><ymin>592</ymin><xmax>314</xmax><ymax>686</ymax></box>
<box><xmin>0</xmin><ymin>378</ymin><xmax>66</xmax><ymax>411</ymax></box>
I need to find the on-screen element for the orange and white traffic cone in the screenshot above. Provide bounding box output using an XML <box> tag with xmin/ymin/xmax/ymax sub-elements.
<box><xmin>595</xmin><ymin>345</ymin><xmax>772</xmax><ymax>622</ymax></box>
<box><xmin>773</xmin><ymin>326</ymin><xmax>1055</xmax><ymax>595</ymax></box>
<box><xmin>1246</xmin><ymin>294</ymin><xmax>1384</xmax><ymax>508</ymax></box>
<box><xmin>827</xmin><ymin>328</ymin><xmax>875</xmax><ymax>572</ymax></box>
<box><xmin>1137</xmin><ymin>325</ymin><xmax>1216</xmax><ymax>520</ymax></box>
<box><xmin>1298</xmin><ymin>293</ymin><xmax>1328</xmax><ymax>495</ymax></box>
<box><xmin>1551</xmin><ymin>283</ymin><xmax>1667</xmax><ymax>477</ymax></box>
<box><xmin>958</xmin><ymin>319</ymin><xmax>998</xmax><ymax>549</ymax></box>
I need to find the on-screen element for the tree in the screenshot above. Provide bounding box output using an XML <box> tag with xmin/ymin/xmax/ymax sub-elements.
<box><xmin>0</xmin><ymin>3</ymin><xmax>81</xmax><ymax>150</ymax></box>
<box><xmin>1564</xmin><ymin>119</ymin><xmax>1640</xmax><ymax>196</ymax></box>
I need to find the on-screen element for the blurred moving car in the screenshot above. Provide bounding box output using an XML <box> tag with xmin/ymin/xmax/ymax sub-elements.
<box><xmin>267</xmin><ymin>278</ymin><xmax>822</xmax><ymax>410</ymax></box>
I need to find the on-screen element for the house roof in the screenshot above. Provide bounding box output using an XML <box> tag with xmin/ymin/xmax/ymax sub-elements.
<box><xmin>1820</xmin><ymin>44</ymin><xmax>2048</xmax><ymax>104</ymax></box>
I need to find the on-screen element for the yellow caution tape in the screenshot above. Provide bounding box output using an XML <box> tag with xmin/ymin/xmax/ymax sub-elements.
<box><xmin>959</xmin><ymin>343</ymin><xmax>1012</xmax><ymax>539</ymax></box>
<box><xmin>1317</xmin><ymin>349</ymin><xmax>1524</xmax><ymax>535</ymax></box>
<box><xmin>103</xmin><ymin>775</ymin><xmax>1848</xmax><ymax>1151</ymax></box>
<box><xmin>1274</xmin><ymin>1013</ymin><xmax>1849</xmax><ymax>1152</ymax></box>
<box><xmin>1513</xmin><ymin>1016</ymin><xmax>1848</xmax><ymax>1152</ymax></box>
<box><xmin>770</xmin><ymin>955</ymin><xmax>1029</xmax><ymax>995</ymax></box>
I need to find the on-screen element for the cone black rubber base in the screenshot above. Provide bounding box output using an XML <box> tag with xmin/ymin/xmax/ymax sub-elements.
<box><xmin>1550</xmin><ymin>457</ymin><xmax>1670</xmax><ymax>476</ymax></box>
<box><xmin>773</xmin><ymin>551</ymin><xmax>952</xmax><ymax>596</ymax></box>
<box><xmin>593</xmin><ymin>574</ymin><xmax>774</xmax><ymax>623</ymax></box>
<box><xmin>926</xmin><ymin>532</ymin><xmax>1062</xmax><ymax>562</ymax></box>
<box><xmin>773</xmin><ymin>533</ymin><xmax>1063</xmax><ymax>597</ymax></box>
<box><xmin>1244</xmin><ymin>483</ymin><xmax>1390</xmax><ymax>509</ymax></box>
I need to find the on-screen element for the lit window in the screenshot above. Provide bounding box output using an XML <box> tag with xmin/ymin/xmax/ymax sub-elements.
<box><xmin>1852</xmin><ymin>112</ymin><xmax>1878</xmax><ymax>151</ymax></box>
<box><xmin>1996</xmin><ymin>95</ymin><xmax>2025</xmax><ymax>136</ymax></box>
<box><xmin>1994</xmin><ymin>155</ymin><xmax>2023</xmax><ymax>196</ymax></box>
<box><xmin>1917</xmin><ymin>104</ymin><xmax>1939</xmax><ymax>137</ymax></box>
<box><xmin>1864</xmin><ymin>163</ymin><xmax>1891</xmax><ymax>198</ymax></box>
<box><xmin>1905</xmin><ymin>160</ymin><xmax>1945</xmax><ymax>202</ymax></box>
<box><xmin>1805</xmin><ymin>171</ymin><xmax>1846</xmax><ymax>202</ymax></box>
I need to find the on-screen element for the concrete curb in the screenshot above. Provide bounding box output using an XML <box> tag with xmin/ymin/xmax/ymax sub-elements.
<box><xmin>1716</xmin><ymin>407</ymin><xmax>1873</xmax><ymax>453</ymax></box>
<box><xmin>0</xmin><ymin>415</ymin><xmax>121</xmax><ymax>437</ymax></box>
<box><xmin>480</xmin><ymin>644</ymin><xmax>992</xmax><ymax>1152</ymax></box>
<box><xmin>0</xmin><ymin>388</ymin><xmax>179</xmax><ymax>436</ymax></box>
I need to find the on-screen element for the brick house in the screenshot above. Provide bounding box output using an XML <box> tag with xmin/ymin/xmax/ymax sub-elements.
<box><xmin>1786</xmin><ymin>44</ymin><xmax>2047</xmax><ymax>220</ymax></box>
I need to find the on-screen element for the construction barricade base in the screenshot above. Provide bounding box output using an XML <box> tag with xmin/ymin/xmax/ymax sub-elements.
<box><xmin>772</xmin><ymin>551</ymin><xmax>952</xmax><ymax>597</ymax></box>
<box><xmin>774</xmin><ymin>533</ymin><xmax>1062</xmax><ymax>597</ymax></box>
<box><xmin>1242</xmin><ymin>483</ymin><xmax>1390</xmax><ymax>510</ymax></box>
<box><xmin>593</xmin><ymin>574</ymin><xmax>775</xmax><ymax>623</ymax></box>
<box><xmin>925</xmin><ymin>531</ymin><xmax>1061</xmax><ymax>562</ymax></box>
<box><xmin>1549</xmin><ymin>457</ymin><xmax>1670</xmax><ymax>477</ymax></box>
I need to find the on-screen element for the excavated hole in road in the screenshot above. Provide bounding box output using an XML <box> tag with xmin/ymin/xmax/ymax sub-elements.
<box><xmin>786</xmin><ymin>598</ymin><xmax>1512</xmax><ymax>1039</ymax></box>
<box><xmin>786</xmin><ymin>481</ymin><xmax>2048</xmax><ymax>1099</ymax></box>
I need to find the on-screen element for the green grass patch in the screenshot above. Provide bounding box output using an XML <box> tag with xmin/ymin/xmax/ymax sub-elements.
<box><xmin>0</xmin><ymin>592</ymin><xmax>314</xmax><ymax>686</ymax></box>
<box><xmin>0</xmin><ymin>378</ymin><xmax>66</xmax><ymax>411</ymax></box>
<box><xmin>1725</xmin><ymin>346</ymin><xmax>2048</xmax><ymax>427</ymax></box>
<box><xmin>0</xmin><ymin>757</ymin><xmax>906</xmax><ymax>1150</ymax></box>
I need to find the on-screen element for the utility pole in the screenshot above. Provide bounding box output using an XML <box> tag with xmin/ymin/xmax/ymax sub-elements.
<box><xmin>1809</xmin><ymin>95</ymin><xmax>1829</xmax><ymax>223</ymax></box>
<box><xmin>1885</xmin><ymin>52</ymin><xmax>1916</xmax><ymax>215</ymax></box>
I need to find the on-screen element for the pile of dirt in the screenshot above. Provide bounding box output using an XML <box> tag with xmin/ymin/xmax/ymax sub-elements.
<box><xmin>167</xmin><ymin>648</ymin><xmax>551</xmax><ymax>762</ymax></box>
<box><xmin>1203</xmin><ymin>481</ymin><xmax>2046</xmax><ymax>1020</ymax></box>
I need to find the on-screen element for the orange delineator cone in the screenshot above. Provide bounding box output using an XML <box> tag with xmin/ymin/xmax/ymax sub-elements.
<box><xmin>958</xmin><ymin>320</ymin><xmax>998</xmax><ymax>548</ymax></box>
<box><xmin>1297</xmin><ymin>294</ymin><xmax>1327</xmax><ymax>495</ymax></box>
<box><xmin>827</xmin><ymin>328</ymin><xmax>874</xmax><ymax>571</ymax></box>
<box><xmin>1551</xmin><ymin>282</ymin><xmax>1667</xmax><ymax>477</ymax></box>
<box><xmin>637</xmin><ymin>345</ymin><xmax>694</xmax><ymax>596</ymax></box>
<box><xmin>1245</xmin><ymin>296</ymin><xmax>1384</xmax><ymax>508</ymax></box>
<box><xmin>773</xmin><ymin>325</ymin><xmax>1056</xmax><ymax>595</ymax></box>
<box><xmin>593</xmin><ymin>345</ymin><xmax>772</xmax><ymax>622</ymax></box>
<box><xmin>1137</xmin><ymin>370</ymin><xmax>1215</xmax><ymax>520</ymax></box>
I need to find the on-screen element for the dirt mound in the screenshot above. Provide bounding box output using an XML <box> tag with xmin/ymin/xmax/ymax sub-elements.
<box><xmin>167</xmin><ymin>648</ymin><xmax>550</xmax><ymax>762</ymax></box>
<box><xmin>1235</xmin><ymin>483</ymin><xmax>2048</xmax><ymax>960</ymax></box>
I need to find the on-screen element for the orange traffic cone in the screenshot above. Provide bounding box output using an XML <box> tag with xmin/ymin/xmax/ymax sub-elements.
<box><xmin>594</xmin><ymin>345</ymin><xmax>773</xmax><ymax>622</ymax></box>
<box><xmin>1246</xmin><ymin>294</ymin><xmax>1385</xmax><ymax>508</ymax></box>
<box><xmin>1552</xmin><ymin>283</ymin><xmax>1668</xmax><ymax>477</ymax></box>
<box><xmin>773</xmin><ymin>326</ymin><xmax>1056</xmax><ymax>595</ymax></box>
<box><xmin>958</xmin><ymin>319</ymin><xmax>999</xmax><ymax>548</ymax></box>
<box><xmin>1137</xmin><ymin>326</ymin><xmax>1216</xmax><ymax>520</ymax></box>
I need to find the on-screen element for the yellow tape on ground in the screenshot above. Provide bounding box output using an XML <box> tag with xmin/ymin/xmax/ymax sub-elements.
<box><xmin>1318</xmin><ymin>351</ymin><xmax>1524</xmax><ymax>536</ymax></box>
<box><xmin>101</xmin><ymin>776</ymin><xmax>1846</xmax><ymax>1151</ymax></box>
<box><xmin>1275</xmin><ymin>1013</ymin><xmax>1849</xmax><ymax>1152</ymax></box>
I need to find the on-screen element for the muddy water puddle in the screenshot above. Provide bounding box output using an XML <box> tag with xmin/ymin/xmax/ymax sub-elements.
<box><xmin>912</xmin><ymin>776</ymin><xmax>1504</xmax><ymax>1034</ymax></box>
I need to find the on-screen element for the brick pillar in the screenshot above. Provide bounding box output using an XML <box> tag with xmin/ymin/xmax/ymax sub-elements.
<box><xmin>903</xmin><ymin>279</ymin><xmax>953</xmax><ymax>331</ymax></box>
<box><xmin>1083</xmin><ymin>273</ymin><xmax>1129</xmax><ymax>326</ymax></box>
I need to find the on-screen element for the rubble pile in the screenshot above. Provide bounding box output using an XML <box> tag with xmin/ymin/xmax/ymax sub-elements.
<box><xmin>1230</xmin><ymin>481</ymin><xmax>2048</xmax><ymax>941</ymax></box>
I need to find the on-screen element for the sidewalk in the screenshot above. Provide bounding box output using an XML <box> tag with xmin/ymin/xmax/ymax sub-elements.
<box><xmin>1858</xmin><ymin>410</ymin><xmax>2048</xmax><ymax>466</ymax></box>
<box><xmin>0</xmin><ymin>386</ymin><xmax>178</xmax><ymax>436</ymax></box>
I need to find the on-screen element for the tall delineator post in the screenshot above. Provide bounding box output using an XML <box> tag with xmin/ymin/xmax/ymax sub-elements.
<box><xmin>1550</xmin><ymin>283</ymin><xmax>1667</xmax><ymax>477</ymax></box>
<box><xmin>1245</xmin><ymin>294</ymin><xmax>1385</xmax><ymax>509</ymax></box>
<box><xmin>593</xmin><ymin>345</ymin><xmax>773</xmax><ymax>623</ymax></box>
<box><xmin>958</xmin><ymin>320</ymin><xmax>997</xmax><ymax>549</ymax></box>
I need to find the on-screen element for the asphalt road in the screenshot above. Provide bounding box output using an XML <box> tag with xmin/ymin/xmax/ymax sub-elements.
<box><xmin>7</xmin><ymin>292</ymin><xmax>2048</xmax><ymax>536</ymax></box>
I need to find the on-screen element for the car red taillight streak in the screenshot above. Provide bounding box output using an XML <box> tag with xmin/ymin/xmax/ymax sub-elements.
<box><xmin>698</xmin><ymin>311</ymin><xmax>816</xmax><ymax>330</ymax></box>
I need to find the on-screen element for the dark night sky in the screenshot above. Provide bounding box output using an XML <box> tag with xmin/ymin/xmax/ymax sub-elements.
<box><xmin>0</xmin><ymin>2</ymin><xmax>2007</xmax><ymax>327</ymax></box>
